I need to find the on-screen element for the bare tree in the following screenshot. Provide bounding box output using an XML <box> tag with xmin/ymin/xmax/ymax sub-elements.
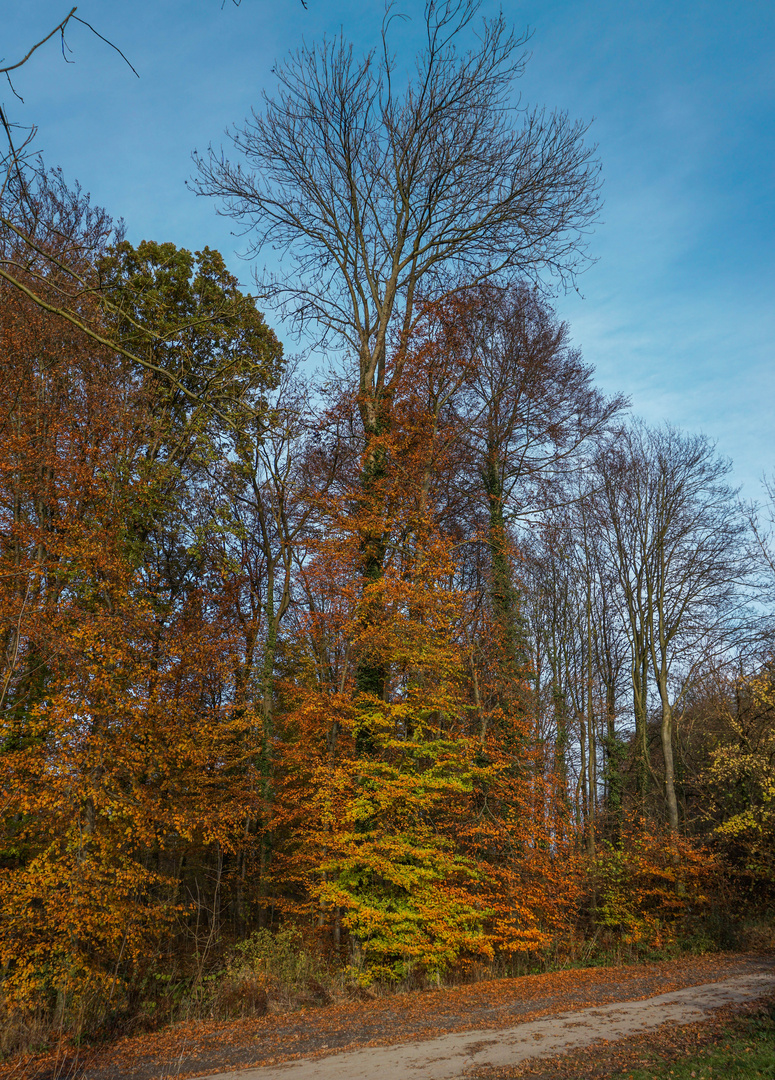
<box><xmin>418</xmin><ymin>284</ymin><xmax>624</xmax><ymax>716</ymax></box>
<box><xmin>525</xmin><ymin>490</ymin><xmax>631</xmax><ymax>849</ymax></box>
<box><xmin>194</xmin><ymin>0</ymin><xmax>599</xmax><ymax>708</ymax></box>
<box><xmin>594</xmin><ymin>422</ymin><xmax>750</xmax><ymax>831</ymax></box>
<box><xmin>750</xmin><ymin>474</ymin><xmax>775</xmax><ymax>592</ymax></box>
<box><xmin>193</xmin><ymin>0</ymin><xmax>600</xmax><ymax>442</ymax></box>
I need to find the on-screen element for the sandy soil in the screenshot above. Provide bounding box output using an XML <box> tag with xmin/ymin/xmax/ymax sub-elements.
<box><xmin>196</xmin><ymin>972</ymin><xmax>775</xmax><ymax>1080</ymax></box>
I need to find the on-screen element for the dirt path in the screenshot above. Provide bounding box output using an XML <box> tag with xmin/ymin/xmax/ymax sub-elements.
<box><xmin>197</xmin><ymin>972</ymin><xmax>775</xmax><ymax>1080</ymax></box>
<box><xmin>7</xmin><ymin>953</ymin><xmax>773</xmax><ymax>1080</ymax></box>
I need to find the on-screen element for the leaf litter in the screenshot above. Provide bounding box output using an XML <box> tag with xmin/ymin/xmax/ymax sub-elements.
<box><xmin>3</xmin><ymin>951</ymin><xmax>772</xmax><ymax>1080</ymax></box>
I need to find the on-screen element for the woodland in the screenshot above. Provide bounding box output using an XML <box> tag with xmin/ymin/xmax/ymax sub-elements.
<box><xmin>0</xmin><ymin>0</ymin><xmax>774</xmax><ymax>1051</ymax></box>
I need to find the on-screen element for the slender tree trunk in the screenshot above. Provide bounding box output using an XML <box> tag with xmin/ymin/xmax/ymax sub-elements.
<box><xmin>553</xmin><ymin>684</ymin><xmax>569</xmax><ymax>805</ymax></box>
<box><xmin>353</xmin><ymin>390</ymin><xmax>392</xmax><ymax>753</ymax></box>
<box><xmin>632</xmin><ymin>646</ymin><xmax>650</xmax><ymax>799</ymax></box>
<box><xmin>656</xmin><ymin>676</ymin><xmax>679</xmax><ymax>830</ymax></box>
<box><xmin>603</xmin><ymin>676</ymin><xmax>623</xmax><ymax>834</ymax></box>
<box><xmin>585</xmin><ymin>589</ymin><xmax>596</xmax><ymax>855</ymax></box>
<box><xmin>578</xmin><ymin>710</ymin><xmax>588</xmax><ymax>837</ymax></box>
<box><xmin>484</xmin><ymin>457</ymin><xmax>528</xmax><ymax>713</ymax></box>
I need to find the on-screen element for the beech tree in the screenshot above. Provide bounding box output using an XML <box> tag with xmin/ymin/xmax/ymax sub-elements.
<box><xmin>194</xmin><ymin>2</ymin><xmax>599</xmax><ymax>376</ymax></box>
<box><xmin>0</xmin><ymin>182</ymin><xmax>284</xmax><ymax>1021</ymax></box>
<box><xmin>450</xmin><ymin>285</ymin><xmax>623</xmax><ymax>702</ymax></box>
<box><xmin>594</xmin><ymin>423</ymin><xmax>749</xmax><ymax>830</ymax></box>
<box><xmin>194</xmin><ymin>1</ymin><xmax>599</xmax><ymax>700</ymax></box>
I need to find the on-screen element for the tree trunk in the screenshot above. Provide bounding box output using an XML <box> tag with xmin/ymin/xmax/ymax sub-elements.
<box><xmin>586</xmin><ymin>588</ymin><xmax>596</xmax><ymax>856</ymax></box>
<box><xmin>484</xmin><ymin>458</ymin><xmax>528</xmax><ymax>712</ymax></box>
<box><xmin>657</xmin><ymin>676</ymin><xmax>679</xmax><ymax>830</ymax></box>
<box><xmin>353</xmin><ymin>396</ymin><xmax>390</xmax><ymax>752</ymax></box>
<box><xmin>632</xmin><ymin>647</ymin><xmax>650</xmax><ymax>799</ymax></box>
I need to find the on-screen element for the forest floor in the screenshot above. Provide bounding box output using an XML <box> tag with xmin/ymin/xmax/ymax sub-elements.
<box><xmin>4</xmin><ymin>952</ymin><xmax>774</xmax><ymax>1080</ymax></box>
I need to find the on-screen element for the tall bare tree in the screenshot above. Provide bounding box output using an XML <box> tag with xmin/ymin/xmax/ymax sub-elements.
<box><xmin>594</xmin><ymin>422</ymin><xmax>749</xmax><ymax>830</ymax></box>
<box><xmin>194</xmin><ymin>0</ymin><xmax>599</xmax><ymax>705</ymax></box>
<box><xmin>195</xmin><ymin>3</ymin><xmax>598</xmax><ymax>422</ymax></box>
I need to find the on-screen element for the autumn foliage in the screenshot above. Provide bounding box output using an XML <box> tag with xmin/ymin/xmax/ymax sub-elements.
<box><xmin>0</xmin><ymin>182</ymin><xmax>771</xmax><ymax>1048</ymax></box>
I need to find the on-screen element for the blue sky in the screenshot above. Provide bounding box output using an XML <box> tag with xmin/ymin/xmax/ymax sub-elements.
<box><xmin>4</xmin><ymin>1</ymin><xmax>774</xmax><ymax>499</ymax></box>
